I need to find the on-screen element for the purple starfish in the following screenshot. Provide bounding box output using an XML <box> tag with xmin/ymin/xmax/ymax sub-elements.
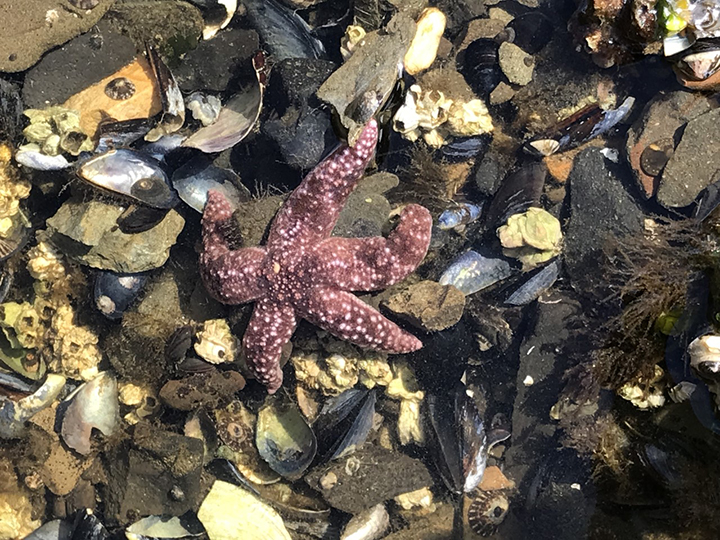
<box><xmin>200</xmin><ymin>119</ymin><xmax>432</xmax><ymax>393</ymax></box>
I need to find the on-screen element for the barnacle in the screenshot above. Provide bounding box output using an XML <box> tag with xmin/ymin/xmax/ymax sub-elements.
<box><xmin>195</xmin><ymin>319</ymin><xmax>238</xmax><ymax>364</ymax></box>
<box><xmin>46</xmin><ymin>305</ymin><xmax>102</xmax><ymax>381</ymax></box>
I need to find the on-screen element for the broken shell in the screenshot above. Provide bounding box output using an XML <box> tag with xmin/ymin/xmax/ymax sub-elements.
<box><xmin>105</xmin><ymin>77</ymin><xmax>136</xmax><ymax>101</ymax></box>
<box><xmin>172</xmin><ymin>155</ymin><xmax>249</xmax><ymax>213</ymax></box>
<box><xmin>439</xmin><ymin>250</ymin><xmax>513</xmax><ymax>296</ymax></box>
<box><xmin>144</xmin><ymin>45</ymin><xmax>186</xmax><ymax>142</ymax></box>
<box><xmin>256</xmin><ymin>392</ymin><xmax>317</xmax><ymax>480</ymax></box>
<box><xmin>126</xmin><ymin>513</ymin><xmax>205</xmax><ymax>540</ymax></box>
<box><xmin>467</xmin><ymin>490</ymin><xmax>510</xmax><ymax>536</ymax></box>
<box><xmin>77</xmin><ymin>148</ymin><xmax>179</xmax><ymax>209</ymax></box>
<box><xmin>198</xmin><ymin>480</ymin><xmax>292</xmax><ymax>540</ymax></box>
<box><xmin>341</xmin><ymin>503</ymin><xmax>390</xmax><ymax>540</ymax></box>
<box><xmin>404</xmin><ymin>8</ymin><xmax>446</xmax><ymax>76</ymax></box>
<box><xmin>0</xmin><ymin>374</ymin><xmax>65</xmax><ymax>438</ymax></box>
<box><xmin>504</xmin><ymin>259</ymin><xmax>560</xmax><ymax>306</ymax></box>
<box><xmin>61</xmin><ymin>372</ymin><xmax>119</xmax><ymax>455</ymax></box>
<box><xmin>186</xmin><ymin>92</ymin><xmax>222</xmax><ymax>126</ymax></box>
<box><xmin>438</xmin><ymin>202</ymin><xmax>482</xmax><ymax>230</ymax></box>
<box><xmin>688</xmin><ymin>334</ymin><xmax>720</xmax><ymax>380</ymax></box>
<box><xmin>15</xmin><ymin>145</ymin><xmax>71</xmax><ymax>170</ymax></box>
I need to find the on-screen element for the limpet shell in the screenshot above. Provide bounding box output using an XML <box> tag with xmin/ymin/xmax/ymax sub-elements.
<box><xmin>467</xmin><ymin>490</ymin><xmax>510</xmax><ymax>537</ymax></box>
<box><xmin>105</xmin><ymin>77</ymin><xmax>136</xmax><ymax>101</ymax></box>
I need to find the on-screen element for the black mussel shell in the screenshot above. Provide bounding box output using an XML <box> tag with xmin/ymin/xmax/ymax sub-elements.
<box><xmin>256</xmin><ymin>391</ymin><xmax>317</xmax><ymax>480</ymax></box>
<box><xmin>458</xmin><ymin>39</ymin><xmax>501</xmax><ymax>100</ymax></box>
<box><xmin>504</xmin><ymin>260</ymin><xmax>561</xmax><ymax>306</ymax></box>
<box><xmin>0</xmin><ymin>78</ymin><xmax>23</xmax><ymax>143</ymax></box>
<box><xmin>165</xmin><ymin>325</ymin><xmax>195</xmax><ymax>364</ymax></box>
<box><xmin>70</xmin><ymin>509</ymin><xmax>109</xmax><ymax>540</ymax></box>
<box><xmin>484</xmin><ymin>162</ymin><xmax>546</xmax><ymax>229</ymax></box>
<box><xmin>96</xmin><ymin>118</ymin><xmax>154</xmax><ymax>154</ymax></box>
<box><xmin>673</xmin><ymin>38</ymin><xmax>720</xmax><ymax>81</ymax></box>
<box><xmin>436</xmin><ymin>134</ymin><xmax>492</xmax><ymax>163</ymax></box>
<box><xmin>313</xmin><ymin>388</ymin><xmax>376</xmax><ymax>461</ymax></box>
<box><xmin>428</xmin><ymin>383</ymin><xmax>488</xmax><ymax>494</ymax></box>
<box><xmin>77</xmin><ymin>149</ymin><xmax>180</xmax><ymax>209</ymax></box>
<box><xmin>94</xmin><ymin>270</ymin><xmax>148</xmax><ymax>320</ymax></box>
<box><xmin>506</xmin><ymin>13</ymin><xmax>553</xmax><ymax>54</ymax></box>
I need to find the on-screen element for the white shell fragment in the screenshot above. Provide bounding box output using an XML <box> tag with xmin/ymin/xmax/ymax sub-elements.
<box><xmin>198</xmin><ymin>480</ymin><xmax>292</xmax><ymax>540</ymax></box>
<box><xmin>439</xmin><ymin>250</ymin><xmax>513</xmax><ymax>295</ymax></box>
<box><xmin>61</xmin><ymin>372</ymin><xmax>119</xmax><ymax>455</ymax></box>
<box><xmin>0</xmin><ymin>374</ymin><xmax>66</xmax><ymax>439</ymax></box>
<box><xmin>126</xmin><ymin>514</ymin><xmax>203</xmax><ymax>540</ymax></box>
<box><xmin>202</xmin><ymin>0</ymin><xmax>237</xmax><ymax>40</ymax></box>
<box><xmin>341</xmin><ymin>503</ymin><xmax>390</xmax><ymax>540</ymax></box>
<box><xmin>15</xmin><ymin>145</ymin><xmax>71</xmax><ymax>170</ymax></box>
<box><xmin>688</xmin><ymin>334</ymin><xmax>720</xmax><ymax>378</ymax></box>
<box><xmin>186</xmin><ymin>92</ymin><xmax>222</xmax><ymax>126</ymax></box>
<box><xmin>404</xmin><ymin>8</ymin><xmax>446</xmax><ymax>75</ymax></box>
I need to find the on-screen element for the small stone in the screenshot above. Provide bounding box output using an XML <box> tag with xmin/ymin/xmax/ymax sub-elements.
<box><xmin>383</xmin><ymin>281</ymin><xmax>465</xmax><ymax>332</ymax></box>
<box><xmin>319</xmin><ymin>471</ymin><xmax>338</xmax><ymax>490</ymax></box>
<box><xmin>489</xmin><ymin>81</ymin><xmax>515</xmax><ymax>104</ymax></box>
<box><xmin>45</xmin><ymin>197</ymin><xmax>185</xmax><ymax>273</ymax></box>
<box><xmin>488</xmin><ymin>8</ymin><xmax>514</xmax><ymax>24</ymax></box>
<box><xmin>159</xmin><ymin>370</ymin><xmax>246</xmax><ymax>411</ymax></box>
<box><xmin>639</xmin><ymin>139</ymin><xmax>674</xmax><ymax>177</ymax></box>
<box><xmin>498</xmin><ymin>42</ymin><xmax>534</xmax><ymax>86</ymax></box>
<box><xmin>459</xmin><ymin>18</ymin><xmax>506</xmax><ymax>50</ymax></box>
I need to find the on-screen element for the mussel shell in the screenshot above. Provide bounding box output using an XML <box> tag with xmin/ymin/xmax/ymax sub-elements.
<box><xmin>439</xmin><ymin>250</ymin><xmax>513</xmax><ymax>296</ymax></box>
<box><xmin>458</xmin><ymin>39</ymin><xmax>501</xmax><ymax>99</ymax></box>
<box><xmin>256</xmin><ymin>392</ymin><xmax>317</xmax><ymax>480</ymax></box>
<box><xmin>165</xmin><ymin>325</ymin><xmax>195</xmax><ymax>364</ymax></box>
<box><xmin>427</xmin><ymin>384</ymin><xmax>488</xmax><ymax>494</ymax></box>
<box><xmin>172</xmin><ymin>155</ymin><xmax>249</xmax><ymax>212</ymax></box>
<box><xmin>23</xmin><ymin>519</ymin><xmax>73</xmax><ymax>540</ymax></box>
<box><xmin>71</xmin><ymin>509</ymin><xmax>110</xmax><ymax>540</ymax></box>
<box><xmin>484</xmin><ymin>163</ymin><xmax>546</xmax><ymax>229</ymax></box>
<box><xmin>77</xmin><ymin>149</ymin><xmax>179</xmax><ymax>209</ymax></box>
<box><xmin>61</xmin><ymin>372</ymin><xmax>119</xmax><ymax>455</ymax></box>
<box><xmin>96</xmin><ymin>118</ymin><xmax>154</xmax><ymax>154</ymax></box>
<box><xmin>504</xmin><ymin>260</ymin><xmax>560</xmax><ymax>306</ymax></box>
<box><xmin>94</xmin><ymin>270</ymin><xmax>148</xmax><ymax>320</ymax></box>
<box><xmin>674</xmin><ymin>38</ymin><xmax>720</xmax><ymax>80</ymax></box>
<box><xmin>313</xmin><ymin>388</ymin><xmax>376</xmax><ymax>461</ymax></box>
<box><xmin>116</xmin><ymin>206</ymin><xmax>170</xmax><ymax>234</ymax></box>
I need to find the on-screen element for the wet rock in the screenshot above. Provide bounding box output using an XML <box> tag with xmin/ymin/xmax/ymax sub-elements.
<box><xmin>383</xmin><ymin>281</ymin><xmax>465</xmax><ymax>332</ymax></box>
<box><xmin>262</xmin><ymin>58</ymin><xmax>337</xmax><ymax>170</ymax></box>
<box><xmin>433</xmin><ymin>0</ymin><xmax>487</xmax><ymax>35</ymax></box>
<box><xmin>502</xmin><ymin>296</ymin><xmax>596</xmax><ymax>539</ymax></box>
<box><xmin>564</xmin><ymin>148</ymin><xmax>643</xmax><ymax>283</ymax></box>
<box><xmin>103</xmin><ymin>0</ymin><xmax>204</xmax><ymax>58</ymax></box>
<box><xmin>45</xmin><ymin>197</ymin><xmax>185</xmax><ymax>273</ymax></box>
<box><xmin>174</xmin><ymin>28</ymin><xmax>259</xmax><ymax>92</ymax></box>
<box><xmin>498</xmin><ymin>42</ymin><xmax>534</xmax><ymax>86</ymax></box>
<box><xmin>626</xmin><ymin>91</ymin><xmax>716</xmax><ymax>199</ymax></box>
<box><xmin>490</xmin><ymin>81</ymin><xmax>515</xmax><ymax>104</ymax></box>
<box><xmin>160</xmin><ymin>370</ymin><xmax>246</xmax><ymax>411</ymax></box>
<box><xmin>657</xmin><ymin>107</ymin><xmax>720</xmax><ymax>208</ymax></box>
<box><xmin>305</xmin><ymin>444</ymin><xmax>433</xmax><ymax>514</ymax></box>
<box><xmin>104</xmin><ymin>423</ymin><xmax>205</xmax><ymax>525</ymax></box>
<box><xmin>458</xmin><ymin>18</ymin><xmax>506</xmax><ymax>51</ymax></box>
<box><xmin>333</xmin><ymin>172</ymin><xmax>398</xmax><ymax>238</ymax></box>
<box><xmin>0</xmin><ymin>0</ymin><xmax>115</xmax><ymax>73</ymax></box>
<box><xmin>23</xmin><ymin>22</ymin><xmax>136</xmax><ymax>108</ymax></box>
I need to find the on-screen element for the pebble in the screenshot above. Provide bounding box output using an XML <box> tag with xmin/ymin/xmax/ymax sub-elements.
<box><xmin>383</xmin><ymin>281</ymin><xmax>465</xmax><ymax>332</ymax></box>
<box><xmin>490</xmin><ymin>81</ymin><xmax>515</xmax><ymax>104</ymax></box>
<box><xmin>159</xmin><ymin>371</ymin><xmax>246</xmax><ymax>411</ymax></box>
<box><xmin>498</xmin><ymin>42</ymin><xmax>535</xmax><ymax>86</ymax></box>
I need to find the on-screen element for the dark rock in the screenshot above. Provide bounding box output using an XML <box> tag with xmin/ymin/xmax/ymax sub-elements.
<box><xmin>473</xmin><ymin>148</ymin><xmax>511</xmax><ymax>197</ymax></box>
<box><xmin>0</xmin><ymin>79</ymin><xmax>23</xmax><ymax>142</ymax></box>
<box><xmin>23</xmin><ymin>22</ymin><xmax>136</xmax><ymax>108</ymax></box>
<box><xmin>383</xmin><ymin>501</ymin><xmax>455</xmax><ymax>540</ymax></box>
<box><xmin>502</xmin><ymin>296</ymin><xmax>596</xmax><ymax>540</ymax></box>
<box><xmin>45</xmin><ymin>197</ymin><xmax>185</xmax><ymax>273</ymax></box>
<box><xmin>0</xmin><ymin>0</ymin><xmax>115</xmax><ymax>73</ymax></box>
<box><xmin>104</xmin><ymin>423</ymin><xmax>205</xmax><ymax>525</ymax></box>
<box><xmin>507</xmin><ymin>13</ymin><xmax>554</xmax><ymax>55</ymax></box>
<box><xmin>626</xmin><ymin>91</ymin><xmax>716</xmax><ymax>199</ymax></box>
<box><xmin>262</xmin><ymin>58</ymin><xmax>337</xmax><ymax>170</ymax></box>
<box><xmin>657</xmin><ymin>107</ymin><xmax>720</xmax><ymax>208</ymax></box>
<box><xmin>103</xmin><ymin>1</ymin><xmax>204</xmax><ymax>59</ymax></box>
<box><xmin>305</xmin><ymin>443</ymin><xmax>433</xmax><ymax>514</ymax></box>
<box><xmin>432</xmin><ymin>0</ymin><xmax>486</xmax><ymax>36</ymax></box>
<box><xmin>174</xmin><ymin>28</ymin><xmax>259</xmax><ymax>93</ymax></box>
<box><xmin>383</xmin><ymin>281</ymin><xmax>465</xmax><ymax>332</ymax></box>
<box><xmin>159</xmin><ymin>370</ymin><xmax>246</xmax><ymax>411</ymax></box>
<box><xmin>333</xmin><ymin>172</ymin><xmax>398</xmax><ymax>238</ymax></box>
<box><xmin>564</xmin><ymin>148</ymin><xmax>643</xmax><ymax>283</ymax></box>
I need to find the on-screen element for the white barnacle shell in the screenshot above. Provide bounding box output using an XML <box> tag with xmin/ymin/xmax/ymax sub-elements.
<box><xmin>688</xmin><ymin>334</ymin><xmax>720</xmax><ymax>379</ymax></box>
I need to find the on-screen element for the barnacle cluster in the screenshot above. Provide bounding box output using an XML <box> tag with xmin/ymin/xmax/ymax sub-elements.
<box><xmin>0</xmin><ymin>457</ymin><xmax>41</xmax><ymax>539</ymax></box>
<box><xmin>194</xmin><ymin>319</ymin><xmax>237</xmax><ymax>364</ymax></box>
<box><xmin>20</xmin><ymin>106</ymin><xmax>93</xmax><ymax>157</ymax></box>
<box><xmin>0</xmin><ymin>145</ymin><xmax>31</xmax><ymax>229</ymax></box>
<box><xmin>386</xmin><ymin>360</ymin><xmax>425</xmax><ymax>445</ymax></box>
<box><xmin>393</xmin><ymin>84</ymin><xmax>493</xmax><ymax>148</ymax></box>
<box><xmin>292</xmin><ymin>339</ymin><xmax>392</xmax><ymax>395</ymax></box>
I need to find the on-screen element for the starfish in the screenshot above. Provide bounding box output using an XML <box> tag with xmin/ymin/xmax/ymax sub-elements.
<box><xmin>200</xmin><ymin>119</ymin><xmax>432</xmax><ymax>393</ymax></box>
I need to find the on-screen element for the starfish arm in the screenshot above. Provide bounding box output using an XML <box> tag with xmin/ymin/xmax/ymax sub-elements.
<box><xmin>200</xmin><ymin>190</ymin><xmax>266</xmax><ymax>304</ymax></box>
<box><xmin>243</xmin><ymin>298</ymin><xmax>297</xmax><ymax>394</ymax></box>
<box><xmin>297</xmin><ymin>287</ymin><xmax>422</xmax><ymax>353</ymax></box>
<box><xmin>311</xmin><ymin>204</ymin><xmax>433</xmax><ymax>291</ymax></box>
<box><xmin>267</xmin><ymin>119</ymin><xmax>379</xmax><ymax>251</ymax></box>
